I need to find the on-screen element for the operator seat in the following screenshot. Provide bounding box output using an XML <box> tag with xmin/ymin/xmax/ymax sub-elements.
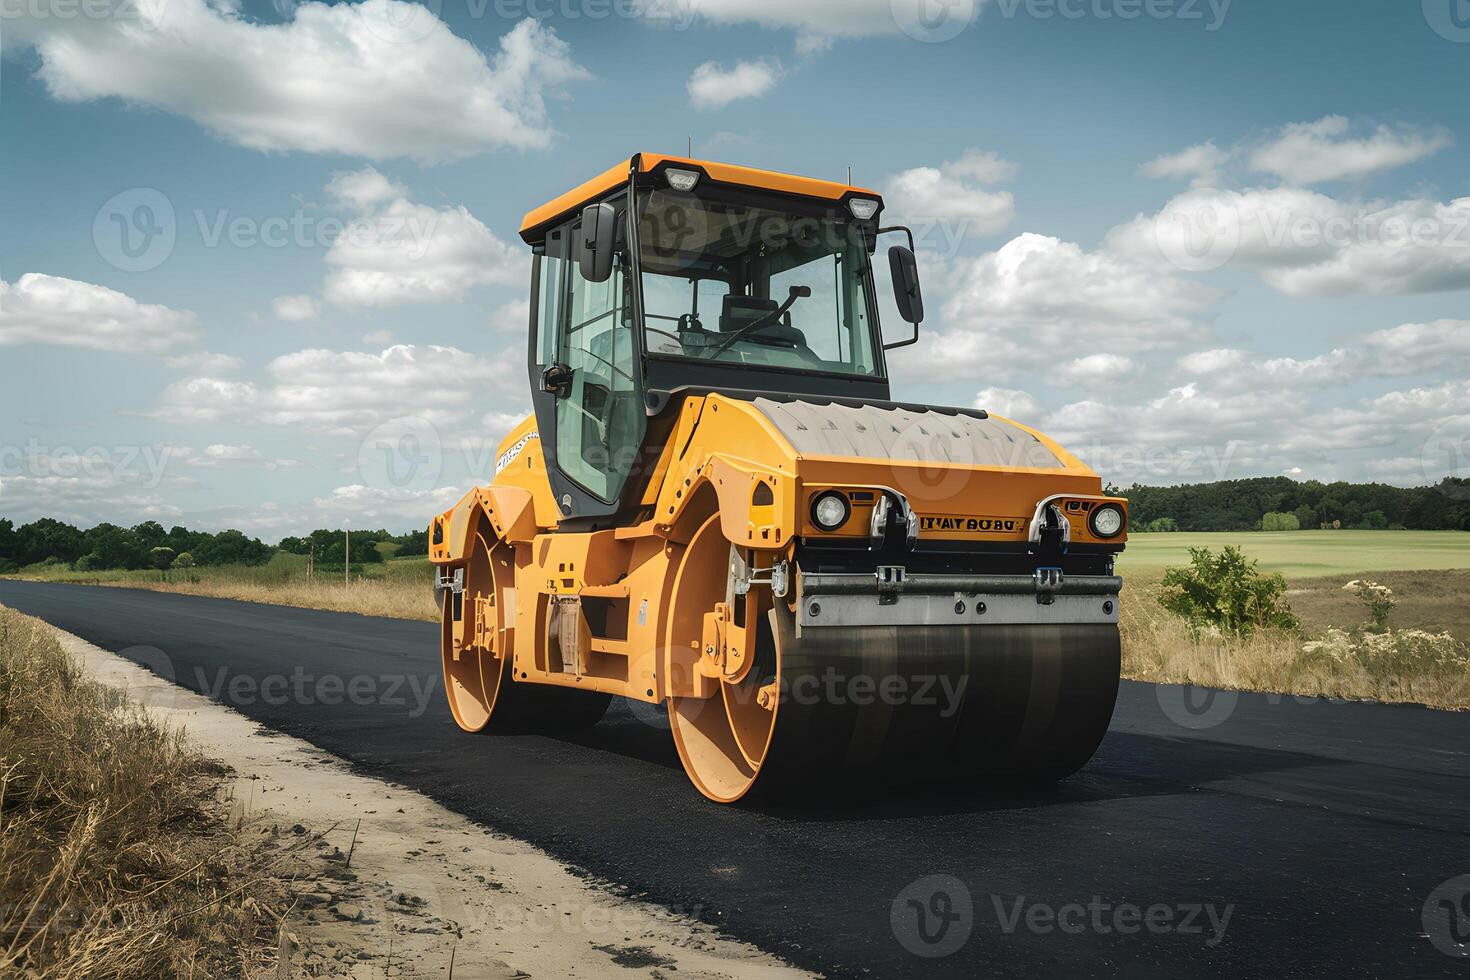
<box><xmin>718</xmin><ymin>295</ymin><xmax>806</xmax><ymax>347</ymax></box>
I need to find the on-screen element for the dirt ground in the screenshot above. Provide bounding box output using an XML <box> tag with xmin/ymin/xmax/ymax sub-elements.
<box><xmin>54</xmin><ymin>628</ymin><xmax>810</xmax><ymax>980</ymax></box>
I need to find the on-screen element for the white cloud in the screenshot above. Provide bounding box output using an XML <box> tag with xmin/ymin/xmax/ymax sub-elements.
<box><xmin>687</xmin><ymin>60</ymin><xmax>782</xmax><ymax>110</ymax></box>
<box><xmin>1139</xmin><ymin>141</ymin><xmax>1228</xmax><ymax>187</ymax></box>
<box><xmin>942</xmin><ymin>148</ymin><xmax>1017</xmax><ymax>184</ymax></box>
<box><xmin>150</xmin><ymin>344</ymin><xmax>518</xmax><ymax>437</ymax></box>
<box><xmin>1057</xmin><ymin>353</ymin><xmax>1142</xmax><ymax>385</ymax></box>
<box><xmin>883</xmin><ymin>155</ymin><xmax>1016</xmax><ymax>238</ymax></box>
<box><xmin>918</xmin><ymin>233</ymin><xmax>1218</xmax><ymax>379</ymax></box>
<box><xmin>0</xmin><ymin>274</ymin><xmax>198</xmax><ymax>352</ymax></box>
<box><xmin>322</xmin><ymin>167</ymin><xmax>525</xmax><ymax>306</ymax></box>
<box><xmin>972</xmin><ymin>387</ymin><xmax>1041</xmax><ymax>420</ymax></box>
<box><xmin>1107</xmin><ymin>187</ymin><xmax>1470</xmax><ymax>296</ymax></box>
<box><xmin>272</xmin><ymin>294</ymin><xmax>321</xmax><ymax>321</ymax></box>
<box><xmin>489</xmin><ymin>298</ymin><xmax>531</xmax><ymax>333</ymax></box>
<box><xmin>1361</xmin><ymin>319</ymin><xmax>1470</xmax><ymax>375</ymax></box>
<box><xmin>640</xmin><ymin>0</ymin><xmax>982</xmax><ymax>44</ymax></box>
<box><xmin>7</xmin><ymin>7</ymin><xmax>586</xmax><ymax>163</ymax></box>
<box><xmin>1248</xmin><ymin>116</ymin><xmax>1452</xmax><ymax>185</ymax></box>
<box><xmin>361</xmin><ymin>329</ymin><xmax>394</xmax><ymax>346</ymax></box>
<box><xmin>165</xmin><ymin>351</ymin><xmax>243</xmax><ymax>373</ymax></box>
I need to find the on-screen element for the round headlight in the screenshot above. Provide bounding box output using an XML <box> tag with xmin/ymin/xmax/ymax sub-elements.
<box><xmin>810</xmin><ymin>491</ymin><xmax>851</xmax><ymax>532</ymax></box>
<box><xmin>1089</xmin><ymin>504</ymin><xmax>1125</xmax><ymax>538</ymax></box>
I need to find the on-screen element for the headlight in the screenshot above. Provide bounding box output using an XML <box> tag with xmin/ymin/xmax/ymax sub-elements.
<box><xmin>810</xmin><ymin>491</ymin><xmax>851</xmax><ymax>532</ymax></box>
<box><xmin>665</xmin><ymin>168</ymin><xmax>700</xmax><ymax>191</ymax></box>
<box><xmin>1089</xmin><ymin>504</ymin><xmax>1125</xmax><ymax>538</ymax></box>
<box><xmin>847</xmin><ymin>198</ymin><xmax>880</xmax><ymax>220</ymax></box>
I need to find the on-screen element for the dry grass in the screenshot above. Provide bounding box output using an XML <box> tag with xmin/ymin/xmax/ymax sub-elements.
<box><xmin>0</xmin><ymin>605</ymin><xmax>288</xmax><ymax>978</ymax></box>
<box><xmin>1121</xmin><ymin>573</ymin><xmax>1470</xmax><ymax>710</ymax></box>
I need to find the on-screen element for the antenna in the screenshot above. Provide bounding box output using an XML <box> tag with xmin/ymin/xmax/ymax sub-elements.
<box><xmin>847</xmin><ymin>164</ymin><xmax>852</xmax><ymax>185</ymax></box>
<box><xmin>687</xmin><ymin>135</ymin><xmax>692</xmax><ymax>157</ymax></box>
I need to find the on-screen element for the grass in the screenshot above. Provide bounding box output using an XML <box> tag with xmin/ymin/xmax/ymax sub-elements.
<box><xmin>0</xmin><ymin>605</ymin><xmax>286</xmax><ymax>977</ymax></box>
<box><xmin>1120</xmin><ymin>529</ymin><xmax>1470</xmax><ymax>578</ymax></box>
<box><xmin>11</xmin><ymin>550</ymin><xmax>438</xmax><ymax>622</ymax></box>
<box><xmin>7</xmin><ymin>531</ymin><xmax>1469</xmax><ymax>709</ymax></box>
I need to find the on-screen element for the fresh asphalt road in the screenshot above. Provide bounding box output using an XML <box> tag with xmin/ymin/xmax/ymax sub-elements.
<box><xmin>2</xmin><ymin>580</ymin><xmax>1467</xmax><ymax>978</ymax></box>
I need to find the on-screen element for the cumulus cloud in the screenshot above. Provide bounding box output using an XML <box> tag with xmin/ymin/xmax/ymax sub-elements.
<box><xmin>165</xmin><ymin>351</ymin><xmax>243</xmax><ymax>373</ymax></box>
<box><xmin>1107</xmin><ymin>187</ymin><xmax>1470</xmax><ymax>296</ymax></box>
<box><xmin>149</xmin><ymin>344</ymin><xmax>518</xmax><ymax>437</ymax></box>
<box><xmin>972</xmin><ymin>387</ymin><xmax>1041</xmax><ymax>420</ymax></box>
<box><xmin>1248</xmin><ymin>116</ymin><xmax>1452</xmax><ymax>185</ymax></box>
<box><xmin>687</xmin><ymin>60</ymin><xmax>782</xmax><ymax>110</ymax></box>
<box><xmin>916</xmin><ymin>233</ymin><xmax>1218</xmax><ymax>379</ymax></box>
<box><xmin>639</xmin><ymin>0</ymin><xmax>983</xmax><ymax>46</ymax></box>
<box><xmin>272</xmin><ymin>295</ymin><xmax>321</xmax><ymax>321</ymax></box>
<box><xmin>322</xmin><ymin>167</ymin><xmax>525</xmax><ymax>306</ymax></box>
<box><xmin>6</xmin><ymin>6</ymin><xmax>586</xmax><ymax>162</ymax></box>
<box><xmin>883</xmin><ymin>151</ymin><xmax>1017</xmax><ymax>239</ymax></box>
<box><xmin>1139</xmin><ymin>141</ymin><xmax>1229</xmax><ymax>187</ymax></box>
<box><xmin>0</xmin><ymin>274</ymin><xmax>198</xmax><ymax>352</ymax></box>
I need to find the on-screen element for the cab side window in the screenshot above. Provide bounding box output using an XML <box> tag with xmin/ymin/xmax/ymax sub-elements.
<box><xmin>554</xmin><ymin>212</ymin><xmax>645</xmax><ymax>502</ymax></box>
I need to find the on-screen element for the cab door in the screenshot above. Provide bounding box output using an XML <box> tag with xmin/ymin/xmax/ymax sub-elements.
<box><xmin>529</xmin><ymin>213</ymin><xmax>647</xmax><ymax>520</ymax></box>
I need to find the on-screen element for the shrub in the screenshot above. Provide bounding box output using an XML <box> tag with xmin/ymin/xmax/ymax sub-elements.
<box><xmin>1158</xmin><ymin>545</ymin><xmax>1299</xmax><ymax>637</ymax></box>
<box><xmin>1260</xmin><ymin>511</ymin><xmax>1300</xmax><ymax>531</ymax></box>
<box><xmin>1343</xmin><ymin>579</ymin><xmax>1396</xmax><ymax>629</ymax></box>
<box><xmin>1301</xmin><ymin>627</ymin><xmax>1470</xmax><ymax>683</ymax></box>
<box><xmin>172</xmin><ymin>551</ymin><xmax>195</xmax><ymax>570</ymax></box>
<box><xmin>1142</xmin><ymin>517</ymin><xmax>1179</xmax><ymax>533</ymax></box>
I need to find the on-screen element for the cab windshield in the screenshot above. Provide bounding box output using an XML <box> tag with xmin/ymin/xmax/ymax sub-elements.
<box><xmin>637</xmin><ymin>188</ymin><xmax>880</xmax><ymax>378</ymax></box>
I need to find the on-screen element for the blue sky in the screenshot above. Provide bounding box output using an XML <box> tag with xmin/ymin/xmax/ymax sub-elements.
<box><xmin>3</xmin><ymin>0</ymin><xmax>1469</xmax><ymax>538</ymax></box>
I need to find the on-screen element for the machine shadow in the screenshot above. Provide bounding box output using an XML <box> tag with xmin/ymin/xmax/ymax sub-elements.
<box><xmin>552</xmin><ymin>703</ymin><xmax>1347</xmax><ymax>820</ymax></box>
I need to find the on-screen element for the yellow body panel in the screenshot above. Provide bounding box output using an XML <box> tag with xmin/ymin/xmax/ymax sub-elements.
<box><xmin>430</xmin><ymin>394</ymin><xmax>1127</xmax><ymax>708</ymax></box>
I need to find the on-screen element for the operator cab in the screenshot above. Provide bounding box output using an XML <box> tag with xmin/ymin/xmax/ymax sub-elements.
<box><xmin>519</xmin><ymin>154</ymin><xmax>925</xmax><ymax>525</ymax></box>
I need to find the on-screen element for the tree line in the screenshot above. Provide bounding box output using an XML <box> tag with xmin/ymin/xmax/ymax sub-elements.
<box><xmin>1121</xmin><ymin>476</ymin><xmax>1470</xmax><ymax>532</ymax></box>
<box><xmin>0</xmin><ymin>518</ymin><xmax>428</xmax><ymax>573</ymax></box>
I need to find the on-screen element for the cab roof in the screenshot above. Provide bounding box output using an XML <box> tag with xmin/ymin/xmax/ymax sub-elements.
<box><xmin>518</xmin><ymin>153</ymin><xmax>882</xmax><ymax>244</ymax></box>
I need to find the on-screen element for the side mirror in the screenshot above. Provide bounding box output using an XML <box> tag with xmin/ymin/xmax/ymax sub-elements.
<box><xmin>888</xmin><ymin>245</ymin><xmax>924</xmax><ymax>325</ymax></box>
<box><xmin>578</xmin><ymin>202</ymin><xmax>617</xmax><ymax>284</ymax></box>
<box><xmin>541</xmin><ymin>363</ymin><xmax>572</xmax><ymax>397</ymax></box>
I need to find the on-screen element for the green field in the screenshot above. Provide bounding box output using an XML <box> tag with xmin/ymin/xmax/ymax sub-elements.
<box><xmin>1118</xmin><ymin>530</ymin><xmax>1470</xmax><ymax>578</ymax></box>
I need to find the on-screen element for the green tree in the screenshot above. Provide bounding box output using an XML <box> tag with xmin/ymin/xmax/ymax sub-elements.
<box><xmin>172</xmin><ymin>552</ymin><xmax>195</xmax><ymax>570</ymax></box>
<box><xmin>1260</xmin><ymin>511</ymin><xmax>1300</xmax><ymax>531</ymax></box>
<box><xmin>149</xmin><ymin>546</ymin><xmax>177</xmax><ymax>571</ymax></box>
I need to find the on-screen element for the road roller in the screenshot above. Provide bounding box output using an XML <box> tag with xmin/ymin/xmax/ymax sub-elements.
<box><xmin>428</xmin><ymin>153</ymin><xmax>1127</xmax><ymax>803</ymax></box>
